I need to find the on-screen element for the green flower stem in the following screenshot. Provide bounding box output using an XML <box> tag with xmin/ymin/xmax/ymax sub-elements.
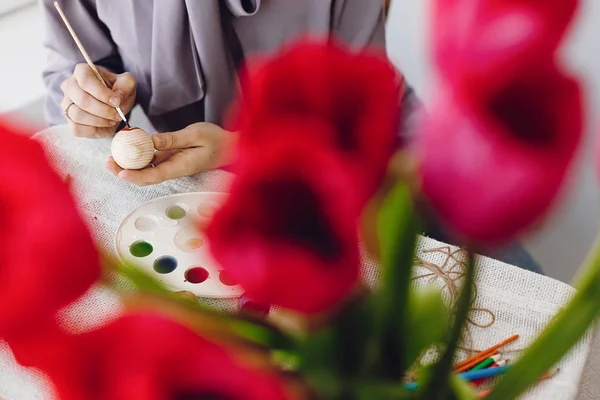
<box><xmin>420</xmin><ymin>252</ymin><xmax>475</xmax><ymax>400</ymax></box>
<box><xmin>487</xmin><ymin>237</ymin><xmax>600</xmax><ymax>400</ymax></box>
<box><xmin>353</xmin><ymin>380</ymin><xmax>413</xmax><ymax>399</ymax></box>
<box><xmin>366</xmin><ymin>182</ymin><xmax>420</xmax><ymax>377</ymax></box>
<box><xmin>450</xmin><ymin>374</ymin><xmax>478</xmax><ymax>400</ymax></box>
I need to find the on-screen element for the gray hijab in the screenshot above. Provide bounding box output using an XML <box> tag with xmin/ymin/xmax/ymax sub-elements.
<box><xmin>120</xmin><ymin>0</ymin><xmax>259</xmax><ymax>118</ymax></box>
<box><xmin>43</xmin><ymin>0</ymin><xmax>391</xmax><ymax>131</ymax></box>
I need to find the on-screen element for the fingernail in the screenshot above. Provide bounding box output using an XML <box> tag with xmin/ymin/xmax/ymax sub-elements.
<box><xmin>109</xmin><ymin>96</ymin><xmax>121</xmax><ymax>107</ymax></box>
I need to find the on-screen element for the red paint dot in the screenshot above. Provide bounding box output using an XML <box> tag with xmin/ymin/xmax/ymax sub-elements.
<box><xmin>185</xmin><ymin>267</ymin><xmax>209</xmax><ymax>284</ymax></box>
<box><xmin>219</xmin><ymin>270</ymin><xmax>238</xmax><ymax>286</ymax></box>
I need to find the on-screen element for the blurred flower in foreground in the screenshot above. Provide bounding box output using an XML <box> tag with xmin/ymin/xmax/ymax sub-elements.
<box><xmin>432</xmin><ymin>0</ymin><xmax>579</xmax><ymax>93</ymax></box>
<box><xmin>418</xmin><ymin>0</ymin><xmax>582</xmax><ymax>245</ymax></box>
<box><xmin>233</xmin><ymin>41</ymin><xmax>401</xmax><ymax>203</ymax></box>
<box><xmin>207</xmin><ymin>126</ymin><xmax>361</xmax><ymax>314</ymax></box>
<box><xmin>21</xmin><ymin>313</ymin><xmax>295</xmax><ymax>400</ymax></box>
<box><xmin>0</xmin><ymin>119</ymin><xmax>100</xmax><ymax>341</ymax></box>
<box><xmin>416</xmin><ymin>63</ymin><xmax>582</xmax><ymax>245</ymax></box>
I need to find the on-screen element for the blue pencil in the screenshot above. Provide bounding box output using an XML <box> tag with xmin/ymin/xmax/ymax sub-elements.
<box><xmin>460</xmin><ymin>365</ymin><xmax>511</xmax><ymax>380</ymax></box>
<box><xmin>404</xmin><ymin>365</ymin><xmax>512</xmax><ymax>392</ymax></box>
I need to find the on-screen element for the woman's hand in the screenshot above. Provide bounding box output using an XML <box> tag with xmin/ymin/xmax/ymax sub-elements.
<box><xmin>61</xmin><ymin>64</ymin><xmax>136</xmax><ymax>138</ymax></box>
<box><xmin>106</xmin><ymin>123</ymin><xmax>237</xmax><ymax>186</ymax></box>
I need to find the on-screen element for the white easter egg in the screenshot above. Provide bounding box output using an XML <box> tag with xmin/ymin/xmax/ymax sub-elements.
<box><xmin>111</xmin><ymin>127</ymin><xmax>155</xmax><ymax>170</ymax></box>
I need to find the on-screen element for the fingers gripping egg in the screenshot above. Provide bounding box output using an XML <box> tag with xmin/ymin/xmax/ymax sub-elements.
<box><xmin>111</xmin><ymin>127</ymin><xmax>155</xmax><ymax>170</ymax></box>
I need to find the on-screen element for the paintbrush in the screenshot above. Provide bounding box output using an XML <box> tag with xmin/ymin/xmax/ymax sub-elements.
<box><xmin>53</xmin><ymin>1</ymin><xmax>130</xmax><ymax>127</ymax></box>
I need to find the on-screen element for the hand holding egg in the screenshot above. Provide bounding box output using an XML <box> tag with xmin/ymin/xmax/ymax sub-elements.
<box><xmin>107</xmin><ymin>123</ymin><xmax>236</xmax><ymax>186</ymax></box>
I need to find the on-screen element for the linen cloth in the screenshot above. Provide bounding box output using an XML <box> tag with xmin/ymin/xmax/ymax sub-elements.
<box><xmin>0</xmin><ymin>125</ymin><xmax>597</xmax><ymax>399</ymax></box>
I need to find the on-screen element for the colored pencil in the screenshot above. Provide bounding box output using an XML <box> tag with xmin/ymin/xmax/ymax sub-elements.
<box><xmin>453</xmin><ymin>335</ymin><xmax>519</xmax><ymax>372</ymax></box>
<box><xmin>460</xmin><ymin>365</ymin><xmax>511</xmax><ymax>381</ymax></box>
<box><xmin>471</xmin><ymin>354</ymin><xmax>501</xmax><ymax>372</ymax></box>
<box><xmin>455</xmin><ymin>350</ymin><xmax>499</xmax><ymax>373</ymax></box>
<box><xmin>474</xmin><ymin>367</ymin><xmax>559</xmax><ymax>398</ymax></box>
<box><xmin>405</xmin><ymin>366</ymin><xmax>511</xmax><ymax>391</ymax></box>
<box><xmin>473</xmin><ymin>359</ymin><xmax>508</xmax><ymax>385</ymax></box>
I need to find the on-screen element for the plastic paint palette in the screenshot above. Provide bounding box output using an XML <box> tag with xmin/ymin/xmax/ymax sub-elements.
<box><xmin>115</xmin><ymin>192</ymin><xmax>242</xmax><ymax>298</ymax></box>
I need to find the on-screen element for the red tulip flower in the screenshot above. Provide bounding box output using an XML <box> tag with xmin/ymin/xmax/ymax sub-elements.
<box><xmin>432</xmin><ymin>0</ymin><xmax>579</xmax><ymax>96</ymax></box>
<box><xmin>207</xmin><ymin>122</ymin><xmax>361</xmax><ymax>314</ymax></box>
<box><xmin>0</xmin><ymin>119</ymin><xmax>100</xmax><ymax>341</ymax></box>
<box><xmin>416</xmin><ymin>63</ymin><xmax>582</xmax><ymax>245</ymax></box>
<box><xmin>20</xmin><ymin>313</ymin><xmax>294</xmax><ymax>400</ymax></box>
<box><xmin>232</xmin><ymin>41</ymin><xmax>401</xmax><ymax>203</ymax></box>
<box><xmin>417</xmin><ymin>61</ymin><xmax>582</xmax><ymax>243</ymax></box>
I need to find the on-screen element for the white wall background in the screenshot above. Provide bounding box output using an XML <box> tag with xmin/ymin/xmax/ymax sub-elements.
<box><xmin>0</xmin><ymin>0</ymin><xmax>35</xmax><ymax>16</ymax></box>
<box><xmin>386</xmin><ymin>0</ymin><xmax>600</xmax><ymax>283</ymax></box>
<box><xmin>2</xmin><ymin>1</ymin><xmax>599</xmax><ymax>283</ymax></box>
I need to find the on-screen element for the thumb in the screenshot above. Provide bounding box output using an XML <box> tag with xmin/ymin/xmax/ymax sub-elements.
<box><xmin>152</xmin><ymin>124</ymin><xmax>203</xmax><ymax>150</ymax></box>
<box><xmin>111</xmin><ymin>72</ymin><xmax>137</xmax><ymax>105</ymax></box>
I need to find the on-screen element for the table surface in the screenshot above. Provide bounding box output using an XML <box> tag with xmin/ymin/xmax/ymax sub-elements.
<box><xmin>1</xmin><ymin>125</ymin><xmax>599</xmax><ymax>400</ymax></box>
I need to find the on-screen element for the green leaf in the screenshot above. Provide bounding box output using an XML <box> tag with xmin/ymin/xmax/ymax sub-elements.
<box><xmin>405</xmin><ymin>285</ymin><xmax>450</xmax><ymax>368</ymax></box>
<box><xmin>114</xmin><ymin>260</ymin><xmax>172</xmax><ymax>296</ymax></box>
<box><xmin>273</xmin><ymin>350</ymin><xmax>301</xmax><ymax>370</ymax></box>
<box><xmin>298</xmin><ymin>296</ymin><xmax>375</xmax><ymax>398</ymax></box>
<box><xmin>450</xmin><ymin>375</ymin><xmax>477</xmax><ymax>400</ymax></box>
<box><xmin>299</xmin><ymin>327</ymin><xmax>343</xmax><ymax>398</ymax></box>
<box><xmin>419</xmin><ymin>252</ymin><xmax>475</xmax><ymax>400</ymax></box>
<box><xmin>365</xmin><ymin>181</ymin><xmax>421</xmax><ymax>377</ymax></box>
<box><xmin>353</xmin><ymin>380</ymin><xmax>414</xmax><ymax>400</ymax></box>
<box><xmin>335</xmin><ymin>295</ymin><xmax>377</xmax><ymax>377</ymax></box>
<box><xmin>228</xmin><ymin>319</ymin><xmax>298</xmax><ymax>351</ymax></box>
<box><xmin>487</xmin><ymin>238</ymin><xmax>600</xmax><ymax>400</ymax></box>
<box><xmin>114</xmin><ymin>260</ymin><xmax>298</xmax><ymax>351</ymax></box>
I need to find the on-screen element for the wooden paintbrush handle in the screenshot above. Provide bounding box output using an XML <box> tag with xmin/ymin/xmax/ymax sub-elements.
<box><xmin>53</xmin><ymin>1</ymin><xmax>108</xmax><ymax>87</ymax></box>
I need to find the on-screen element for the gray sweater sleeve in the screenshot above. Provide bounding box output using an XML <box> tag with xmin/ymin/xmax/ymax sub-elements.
<box><xmin>41</xmin><ymin>0</ymin><xmax>124</xmax><ymax>126</ymax></box>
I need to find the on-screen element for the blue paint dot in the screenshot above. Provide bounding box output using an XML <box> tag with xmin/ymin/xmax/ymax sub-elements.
<box><xmin>153</xmin><ymin>256</ymin><xmax>178</xmax><ymax>274</ymax></box>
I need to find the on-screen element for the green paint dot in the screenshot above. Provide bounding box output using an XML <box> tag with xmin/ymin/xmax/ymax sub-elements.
<box><xmin>130</xmin><ymin>241</ymin><xmax>153</xmax><ymax>258</ymax></box>
<box><xmin>166</xmin><ymin>205</ymin><xmax>187</xmax><ymax>220</ymax></box>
